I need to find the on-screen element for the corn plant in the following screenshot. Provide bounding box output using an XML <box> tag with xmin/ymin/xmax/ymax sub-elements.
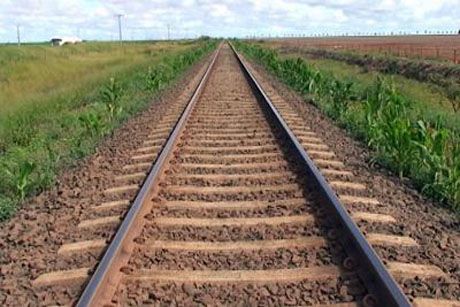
<box><xmin>363</xmin><ymin>78</ymin><xmax>415</xmax><ymax>177</ymax></box>
<box><xmin>411</xmin><ymin>120</ymin><xmax>459</xmax><ymax>206</ymax></box>
<box><xmin>101</xmin><ymin>77</ymin><xmax>123</xmax><ymax>121</ymax></box>
<box><xmin>5</xmin><ymin>160</ymin><xmax>36</xmax><ymax>201</ymax></box>
<box><xmin>328</xmin><ymin>79</ymin><xmax>354</xmax><ymax>119</ymax></box>
<box><xmin>307</xmin><ymin>71</ymin><xmax>326</xmax><ymax>96</ymax></box>
<box><xmin>380</xmin><ymin>117</ymin><xmax>414</xmax><ymax>177</ymax></box>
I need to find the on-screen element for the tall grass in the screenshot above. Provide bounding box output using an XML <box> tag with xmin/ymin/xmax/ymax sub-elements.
<box><xmin>0</xmin><ymin>42</ymin><xmax>187</xmax><ymax>114</ymax></box>
<box><xmin>236</xmin><ymin>41</ymin><xmax>459</xmax><ymax>211</ymax></box>
<box><xmin>0</xmin><ymin>40</ymin><xmax>217</xmax><ymax>220</ymax></box>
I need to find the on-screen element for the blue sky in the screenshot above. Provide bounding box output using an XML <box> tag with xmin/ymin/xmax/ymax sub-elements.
<box><xmin>0</xmin><ymin>0</ymin><xmax>459</xmax><ymax>42</ymax></box>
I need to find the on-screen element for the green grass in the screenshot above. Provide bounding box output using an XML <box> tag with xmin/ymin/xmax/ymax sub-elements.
<box><xmin>286</xmin><ymin>54</ymin><xmax>460</xmax><ymax>133</ymax></box>
<box><xmin>0</xmin><ymin>40</ymin><xmax>217</xmax><ymax>220</ymax></box>
<box><xmin>0</xmin><ymin>42</ymin><xmax>185</xmax><ymax>114</ymax></box>
<box><xmin>0</xmin><ymin>41</ymin><xmax>195</xmax><ymax>153</ymax></box>
<box><xmin>235</xmin><ymin>41</ymin><xmax>459</xmax><ymax>211</ymax></box>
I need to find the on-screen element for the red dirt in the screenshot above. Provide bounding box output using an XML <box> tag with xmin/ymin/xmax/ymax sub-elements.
<box><xmin>267</xmin><ymin>35</ymin><xmax>460</xmax><ymax>63</ymax></box>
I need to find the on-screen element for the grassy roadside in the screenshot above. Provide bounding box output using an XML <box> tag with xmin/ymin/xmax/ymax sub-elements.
<box><xmin>0</xmin><ymin>42</ymin><xmax>170</xmax><ymax>113</ymax></box>
<box><xmin>0</xmin><ymin>42</ymin><xmax>190</xmax><ymax>150</ymax></box>
<box><xmin>0</xmin><ymin>40</ymin><xmax>217</xmax><ymax>220</ymax></box>
<box><xmin>235</xmin><ymin>41</ymin><xmax>459</xmax><ymax>211</ymax></box>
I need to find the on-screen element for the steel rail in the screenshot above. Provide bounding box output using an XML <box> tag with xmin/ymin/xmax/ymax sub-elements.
<box><xmin>229</xmin><ymin>42</ymin><xmax>411</xmax><ymax>307</ymax></box>
<box><xmin>76</xmin><ymin>45</ymin><xmax>221</xmax><ymax>307</ymax></box>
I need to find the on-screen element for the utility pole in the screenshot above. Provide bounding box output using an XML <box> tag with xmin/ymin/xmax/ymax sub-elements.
<box><xmin>115</xmin><ymin>14</ymin><xmax>124</xmax><ymax>44</ymax></box>
<box><xmin>16</xmin><ymin>24</ymin><xmax>21</xmax><ymax>47</ymax></box>
<box><xmin>167</xmin><ymin>24</ymin><xmax>170</xmax><ymax>40</ymax></box>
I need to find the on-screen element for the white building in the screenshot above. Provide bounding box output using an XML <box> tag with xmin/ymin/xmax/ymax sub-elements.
<box><xmin>50</xmin><ymin>36</ymin><xmax>82</xmax><ymax>46</ymax></box>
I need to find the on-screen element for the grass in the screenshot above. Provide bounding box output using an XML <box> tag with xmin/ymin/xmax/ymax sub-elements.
<box><xmin>235</xmin><ymin>41</ymin><xmax>459</xmax><ymax>211</ymax></box>
<box><xmin>0</xmin><ymin>39</ymin><xmax>217</xmax><ymax>220</ymax></box>
<box><xmin>0</xmin><ymin>42</ymin><xmax>183</xmax><ymax>114</ymax></box>
<box><xmin>284</xmin><ymin>54</ymin><xmax>460</xmax><ymax>133</ymax></box>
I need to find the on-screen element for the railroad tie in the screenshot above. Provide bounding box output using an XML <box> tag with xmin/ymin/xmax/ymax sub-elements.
<box><xmin>114</xmin><ymin>172</ymin><xmax>146</xmax><ymax>182</ymax></box>
<box><xmin>58</xmin><ymin>240</ymin><xmax>107</xmax><ymax>255</ymax></box>
<box><xmin>154</xmin><ymin>215</ymin><xmax>315</xmax><ymax>227</ymax></box>
<box><xmin>165</xmin><ymin>183</ymin><xmax>299</xmax><ymax>195</ymax></box>
<box><xmin>366</xmin><ymin>233</ymin><xmax>418</xmax><ymax>247</ymax></box>
<box><xmin>339</xmin><ymin>195</ymin><xmax>380</xmax><ymax>206</ymax></box>
<box><xmin>143</xmin><ymin>237</ymin><xmax>327</xmax><ymax>252</ymax></box>
<box><xmin>131</xmin><ymin>153</ymin><xmax>156</xmax><ymax>161</ymax></box>
<box><xmin>313</xmin><ymin>158</ymin><xmax>345</xmax><ymax>169</ymax></box>
<box><xmin>123</xmin><ymin>162</ymin><xmax>152</xmax><ymax>171</ymax></box>
<box><xmin>352</xmin><ymin>212</ymin><xmax>396</xmax><ymax>223</ymax></box>
<box><xmin>78</xmin><ymin>216</ymin><xmax>120</xmax><ymax>229</ymax></box>
<box><xmin>158</xmin><ymin>198</ymin><xmax>307</xmax><ymax>210</ymax></box>
<box><xmin>135</xmin><ymin>145</ymin><xmax>161</xmax><ymax>153</ymax></box>
<box><xmin>32</xmin><ymin>268</ymin><xmax>90</xmax><ymax>287</ymax></box>
<box><xmin>123</xmin><ymin>266</ymin><xmax>342</xmax><ymax>284</ymax></box>
<box><xmin>104</xmin><ymin>184</ymin><xmax>139</xmax><ymax>195</ymax></box>
<box><xmin>92</xmin><ymin>200</ymin><xmax>130</xmax><ymax>211</ymax></box>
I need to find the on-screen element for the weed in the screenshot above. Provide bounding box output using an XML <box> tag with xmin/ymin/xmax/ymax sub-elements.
<box><xmin>145</xmin><ymin>64</ymin><xmax>171</xmax><ymax>92</ymax></box>
<box><xmin>445</xmin><ymin>82</ymin><xmax>460</xmax><ymax>113</ymax></box>
<box><xmin>78</xmin><ymin>111</ymin><xmax>106</xmax><ymax>137</ymax></box>
<box><xmin>0</xmin><ymin>196</ymin><xmax>15</xmax><ymax>220</ymax></box>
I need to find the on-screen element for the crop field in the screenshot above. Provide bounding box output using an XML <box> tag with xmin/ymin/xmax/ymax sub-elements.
<box><xmin>0</xmin><ymin>39</ymin><xmax>216</xmax><ymax>218</ymax></box>
<box><xmin>237</xmin><ymin>40</ymin><xmax>459</xmax><ymax>210</ymax></box>
<box><xmin>268</xmin><ymin>35</ymin><xmax>460</xmax><ymax>63</ymax></box>
<box><xmin>258</xmin><ymin>39</ymin><xmax>460</xmax><ymax>131</ymax></box>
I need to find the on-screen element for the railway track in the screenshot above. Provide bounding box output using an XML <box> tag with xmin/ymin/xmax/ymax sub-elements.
<box><xmin>31</xmin><ymin>43</ymin><xmax>459</xmax><ymax>306</ymax></box>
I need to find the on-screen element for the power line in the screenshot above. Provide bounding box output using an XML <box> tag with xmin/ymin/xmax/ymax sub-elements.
<box><xmin>167</xmin><ymin>24</ymin><xmax>171</xmax><ymax>40</ymax></box>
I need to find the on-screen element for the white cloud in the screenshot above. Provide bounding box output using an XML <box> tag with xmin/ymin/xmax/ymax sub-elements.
<box><xmin>209</xmin><ymin>3</ymin><xmax>232</xmax><ymax>17</ymax></box>
<box><xmin>0</xmin><ymin>0</ymin><xmax>458</xmax><ymax>42</ymax></box>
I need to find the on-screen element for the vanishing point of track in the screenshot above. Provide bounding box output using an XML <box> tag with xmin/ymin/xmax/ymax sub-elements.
<box><xmin>31</xmin><ymin>43</ymin><xmax>457</xmax><ymax>306</ymax></box>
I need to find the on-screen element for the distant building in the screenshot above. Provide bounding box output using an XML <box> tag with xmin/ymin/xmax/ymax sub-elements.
<box><xmin>50</xmin><ymin>36</ymin><xmax>82</xmax><ymax>46</ymax></box>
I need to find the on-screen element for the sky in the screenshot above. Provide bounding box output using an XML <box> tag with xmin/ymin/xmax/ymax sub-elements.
<box><xmin>0</xmin><ymin>0</ymin><xmax>459</xmax><ymax>42</ymax></box>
